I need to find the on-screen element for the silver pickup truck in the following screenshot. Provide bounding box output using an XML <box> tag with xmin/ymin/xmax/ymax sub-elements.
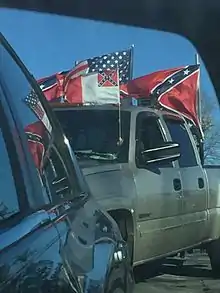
<box><xmin>52</xmin><ymin>103</ymin><xmax>220</xmax><ymax>276</ymax></box>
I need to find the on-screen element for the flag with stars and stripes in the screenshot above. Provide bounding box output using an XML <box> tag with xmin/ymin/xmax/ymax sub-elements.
<box><xmin>64</xmin><ymin>69</ymin><xmax>120</xmax><ymax>105</ymax></box>
<box><xmin>75</xmin><ymin>48</ymin><xmax>133</xmax><ymax>84</ymax></box>
<box><xmin>121</xmin><ymin>65</ymin><xmax>201</xmax><ymax>127</ymax></box>
<box><xmin>24</xmin><ymin>89</ymin><xmax>52</xmax><ymax>134</ymax></box>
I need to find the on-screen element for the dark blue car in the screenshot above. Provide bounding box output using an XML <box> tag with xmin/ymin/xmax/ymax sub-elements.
<box><xmin>0</xmin><ymin>33</ymin><xmax>134</xmax><ymax>293</ymax></box>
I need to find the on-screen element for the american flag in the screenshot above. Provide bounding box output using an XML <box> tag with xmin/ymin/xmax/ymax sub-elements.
<box><xmin>24</xmin><ymin>90</ymin><xmax>52</xmax><ymax>134</ymax></box>
<box><xmin>74</xmin><ymin>48</ymin><xmax>132</xmax><ymax>84</ymax></box>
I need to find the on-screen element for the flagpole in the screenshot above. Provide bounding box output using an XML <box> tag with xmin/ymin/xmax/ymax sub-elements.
<box><xmin>117</xmin><ymin>66</ymin><xmax>123</xmax><ymax>146</ymax></box>
<box><xmin>195</xmin><ymin>53</ymin><xmax>202</xmax><ymax>125</ymax></box>
<box><xmin>130</xmin><ymin>44</ymin><xmax>135</xmax><ymax>79</ymax></box>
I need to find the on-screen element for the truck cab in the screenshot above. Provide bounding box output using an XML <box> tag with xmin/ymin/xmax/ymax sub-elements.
<box><xmin>53</xmin><ymin>102</ymin><xmax>220</xmax><ymax>275</ymax></box>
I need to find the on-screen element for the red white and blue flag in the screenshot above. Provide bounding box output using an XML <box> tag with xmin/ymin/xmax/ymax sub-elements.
<box><xmin>64</xmin><ymin>69</ymin><xmax>120</xmax><ymax>105</ymax></box>
<box><xmin>121</xmin><ymin>65</ymin><xmax>201</xmax><ymax>128</ymax></box>
<box><xmin>24</xmin><ymin>89</ymin><xmax>52</xmax><ymax>133</ymax></box>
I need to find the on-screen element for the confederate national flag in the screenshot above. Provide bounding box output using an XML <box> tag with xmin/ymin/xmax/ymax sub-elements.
<box><xmin>64</xmin><ymin>69</ymin><xmax>120</xmax><ymax>105</ymax></box>
<box><xmin>24</xmin><ymin>121</ymin><xmax>49</xmax><ymax>171</ymax></box>
<box><xmin>121</xmin><ymin>65</ymin><xmax>200</xmax><ymax>127</ymax></box>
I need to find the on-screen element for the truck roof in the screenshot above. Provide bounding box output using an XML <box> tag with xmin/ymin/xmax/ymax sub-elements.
<box><xmin>52</xmin><ymin>103</ymin><xmax>185</xmax><ymax>121</ymax></box>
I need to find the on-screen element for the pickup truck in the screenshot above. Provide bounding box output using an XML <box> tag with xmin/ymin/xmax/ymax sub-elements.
<box><xmin>0</xmin><ymin>33</ymin><xmax>134</xmax><ymax>293</ymax></box>
<box><xmin>52</xmin><ymin>101</ymin><xmax>220</xmax><ymax>276</ymax></box>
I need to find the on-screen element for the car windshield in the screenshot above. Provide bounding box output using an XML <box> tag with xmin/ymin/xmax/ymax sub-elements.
<box><xmin>55</xmin><ymin>109</ymin><xmax>131</xmax><ymax>163</ymax></box>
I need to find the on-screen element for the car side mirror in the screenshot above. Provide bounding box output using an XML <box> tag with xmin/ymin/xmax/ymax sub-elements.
<box><xmin>141</xmin><ymin>142</ymin><xmax>181</xmax><ymax>164</ymax></box>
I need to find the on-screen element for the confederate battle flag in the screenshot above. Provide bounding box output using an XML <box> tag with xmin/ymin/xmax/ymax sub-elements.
<box><xmin>121</xmin><ymin>65</ymin><xmax>201</xmax><ymax>128</ymax></box>
<box><xmin>24</xmin><ymin>121</ymin><xmax>49</xmax><ymax>172</ymax></box>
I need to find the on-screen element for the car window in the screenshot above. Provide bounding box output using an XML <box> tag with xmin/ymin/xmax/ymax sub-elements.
<box><xmin>0</xmin><ymin>129</ymin><xmax>19</xmax><ymax>221</ymax></box>
<box><xmin>165</xmin><ymin>119</ymin><xmax>198</xmax><ymax>167</ymax></box>
<box><xmin>0</xmin><ymin>41</ymin><xmax>53</xmax><ymax>169</ymax></box>
<box><xmin>0</xmin><ymin>41</ymin><xmax>80</xmax><ymax>206</ymax></box>
<box><xmin>0</xmin><ymin>102</ymin><xmax>22</xmax><ymax>222</ymax></box>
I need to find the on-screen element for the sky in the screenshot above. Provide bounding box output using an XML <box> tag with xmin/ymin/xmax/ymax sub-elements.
<box><xmin>0</xmin><ymin>8</ymin><xmax>220</xmax><ymax>123</ymax></box>
<box><xmin>0</xmin><ymin>8</ymin><xmax>217</xmax><ymax>99</ymax></box>
<box><xmin>0</xmin><ymin>8</ymin><xmax>220</xmax><ymax>163</ymax></box>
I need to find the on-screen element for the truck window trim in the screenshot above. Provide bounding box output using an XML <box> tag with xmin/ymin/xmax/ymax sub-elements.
<box><xmin>164</xmin><ymin>117</ymin><xmax>198</xmax><ymax>167</ymax></box>
<box><xmin>135</xmin><ymin>111</ymin><xmax>174</xmax><ymax>168</ymax></box>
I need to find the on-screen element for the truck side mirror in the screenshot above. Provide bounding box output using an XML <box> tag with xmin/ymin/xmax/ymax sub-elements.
<box><xmin>141</xmin><ymin>142</ymin><xmax>181</xmax><ymax>164</ymax></box>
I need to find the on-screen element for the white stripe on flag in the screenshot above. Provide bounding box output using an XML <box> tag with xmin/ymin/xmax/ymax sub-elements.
<box><xmin>82</xmin><ymin>72</ymin><xmax>120</xmax><ymax>105</ymax></box>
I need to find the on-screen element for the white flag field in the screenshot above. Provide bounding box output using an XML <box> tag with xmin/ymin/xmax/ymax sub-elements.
<box><xmin>64</xmin><ymin>69</ymin><xmax>120</xmax><ymax>105</ymax></box>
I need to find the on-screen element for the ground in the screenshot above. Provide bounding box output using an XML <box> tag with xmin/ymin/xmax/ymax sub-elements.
<box><xmin>134</xmin><ymin>251</ymin><xmax>220</xmax><ymax>293</ymax></box>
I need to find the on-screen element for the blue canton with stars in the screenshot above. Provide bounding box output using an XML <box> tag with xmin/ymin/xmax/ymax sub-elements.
<box><xmin>84</xmin><ymin>49</ymin><xmax>132</xmax><ymax>84</ymax></box>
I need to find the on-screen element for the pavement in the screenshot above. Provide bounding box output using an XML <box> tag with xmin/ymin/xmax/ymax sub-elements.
<box><xmin>134</xmin><ymin>251</ymin><xmax>220</xmax><ymax>293</ymax></box>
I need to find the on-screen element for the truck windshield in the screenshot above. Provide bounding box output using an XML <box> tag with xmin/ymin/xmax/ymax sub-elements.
<box><xmin>55</xmin><ymin>109</ymin><xmax>131</xmax><ymax>163</ymax></box>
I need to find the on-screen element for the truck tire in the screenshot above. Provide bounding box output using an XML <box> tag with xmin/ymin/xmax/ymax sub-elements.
<box><xmin>207</xmin><ymin>238</ymin><xmax>220</xmax><ymax>277</ymax></box>
<box><xmin>105</xmin><ymin>267</ymin><xmax>125</xmax><ymax>293</ymax></box>
<box><xmin>105</xmin><ymin>265</ymin><xmax>133</xmax><ymax>293</ymax></box>
<box><xmin>116</xmin><ymin>218</ymin><xmax>133</xmax><ymax>265</ymax></box>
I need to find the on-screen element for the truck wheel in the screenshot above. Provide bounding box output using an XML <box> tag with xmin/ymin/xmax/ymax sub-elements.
<box><xmin>207</xmin><ymin>238</ymin><xmax>220</xmax><ymax>277</ymax></box>
<box><xmin>117</xmin><ymin>218</ymin><xmax>133</xmax><ymax>265</ymax></box>
<box><xmin>105</xmin><ymin>265</ymin><xmax>133</xmax><ymax>293</ymax></box>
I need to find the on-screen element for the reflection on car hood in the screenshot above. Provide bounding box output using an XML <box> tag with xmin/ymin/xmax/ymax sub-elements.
<box><xmin>0</xmin><ymin>210</ymin><xmax>51</xmax><ymax>251</ymax></box>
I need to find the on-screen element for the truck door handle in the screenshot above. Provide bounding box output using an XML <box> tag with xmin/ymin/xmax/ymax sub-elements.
<box><xmin>198</xmin><ymin>178</ymin><xmax>204</xmax><ymax>189</ymax></box>
<box><xmin>173</xmin><ymin>178</ymin><xmax>182</xmax><ymax>191</ymax></box>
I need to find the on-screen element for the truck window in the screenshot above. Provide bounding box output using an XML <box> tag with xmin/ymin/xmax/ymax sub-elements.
<box><xmin>135</xmin><ymin>113</ymin><xmax>172</xmax><ymax>167</ymax></box>
<box><xmin>55</xmin><ymin>109</ymin><xmax>131</xmax><ymax>164</ymax></box>
<box><xmin>165</xmin><ymin>119</ymin><xmax>198</xmax><ymax>167</ymax></box>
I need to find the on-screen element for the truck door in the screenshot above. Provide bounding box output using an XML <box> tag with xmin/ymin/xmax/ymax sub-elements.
<box><xmin>165</xmin><ymin>117</ymin><xmax>208</xmax><ymax>247</ymax></box>
<box><xmin>132</xmin><ymin>111</ymin><xmax>183</xmax><ymax>263</ymax></box>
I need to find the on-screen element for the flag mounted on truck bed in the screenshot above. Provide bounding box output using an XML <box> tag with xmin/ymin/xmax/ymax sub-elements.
<box><xmin>74</xmin><ymin>48</ymin><xmax>133</xmax><ymax>84</ymax></box>
<box><xmin>121</xmin><ymin>64</ymin><xmax>201</xmax><ymax>129</ymax></box>
<box><xmin>37</xmin><ymin>47</ymin><xmax>133</xmax><ymax>104</ymax></box>
<box><xmin>64</xmin><ymin>69</ymin><xmax>120</xmax><ymax>105</ymax></box>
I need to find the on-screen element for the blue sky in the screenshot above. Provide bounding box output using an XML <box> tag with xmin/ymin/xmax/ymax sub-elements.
<box><xmin>0</xmin><ymin>8</ymin><xmax>220</xmax><ymax>162</ymax></box>
<box><xmin>0</xmin><ymin>8</ymin><xmax>219</xmax><ymax>121</ymax></box>
<box><xmin>0</xmin><ymin>8</ymin><xmax>217</xmax><ymax>99</ymax></box>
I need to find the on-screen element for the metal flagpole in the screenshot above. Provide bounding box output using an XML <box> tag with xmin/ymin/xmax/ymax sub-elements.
<box><xmin>195</xmin><ymin>54</ymin><xmax>205</xmax><ymax>163</ymax></box>
<box><xmin>130</xmin><ymin>44</ymin><xmax>135</xmax><ymax>79</ymax></box>
<box><xmin>195</xmin><ymin>53</ymin><xmax>202</xmax><ymax>125</ymax></box>
<box><xmin>117</xmin><ymin>66</ymin><xmax>123</xmax><ymax>146</ymax></box>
